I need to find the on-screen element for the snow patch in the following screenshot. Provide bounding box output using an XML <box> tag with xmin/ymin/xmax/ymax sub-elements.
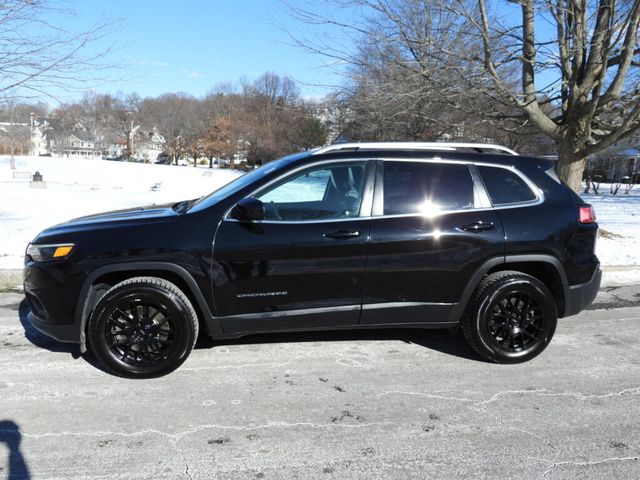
<box><xmin>582</xmin><ymin>188</ymin><xmax>640</xmax><ymax>267</ymax></box>
<box><xmin>0</xmin><ymin>155</ymin><xmax>243</xmax><ymax>268</ymax></box>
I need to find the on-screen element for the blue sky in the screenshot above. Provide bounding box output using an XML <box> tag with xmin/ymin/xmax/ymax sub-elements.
<box><xmin>54</xmin><ymin>0</ymin><xmax>345</xmax><ymax>100</ymax></box>
<box><xmin>27</xmin><ymin>1</ymin><xmax>566</xmax><ymax>105</ymax></box>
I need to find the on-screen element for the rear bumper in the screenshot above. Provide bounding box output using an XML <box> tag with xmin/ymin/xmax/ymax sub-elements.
<box><xmin>564</xmin><ymin>267</ymin><xmax>601</xmax><ymax>317</ymax></box>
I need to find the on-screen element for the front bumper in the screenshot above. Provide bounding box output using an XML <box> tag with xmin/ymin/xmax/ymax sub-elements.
<box><xmin>564</xmin><ymin>267</ymin><xmax>602</xmax><ymax>317</ymax></box>
<box><xmin>27</xmin><ymin>311</ymin><xmax>80</xmax><ymax>343</ymax></box>
<box><xmin>23</xmin><ymin>263</ymin><xmax>85</xmax><ymax>344</ymax></box>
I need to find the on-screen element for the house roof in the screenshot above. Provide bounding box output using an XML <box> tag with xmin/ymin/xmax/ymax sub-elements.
<box><xmin>616</xmin><ymin>148</ymin><xmax>640</xmax><ymax>157</ymax></box>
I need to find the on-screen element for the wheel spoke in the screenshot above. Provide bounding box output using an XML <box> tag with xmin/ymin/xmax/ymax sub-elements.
<box><xmin>109</xmin><ymin>314</ymin><xmax>131</xmax><ymax>331</ymax></box>
<box><xmin>149</xmin><ymin>308</ymin><xmax>163</xmax><ymax>323</ymax></box>
<box><xmin>109</xmin><ymin>336</ymin><xmax>128</xmax><ymax>347</ymax></box>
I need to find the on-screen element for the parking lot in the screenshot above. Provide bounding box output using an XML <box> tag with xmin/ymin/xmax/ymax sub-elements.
<box><xmin>1</xmin><ymin>285</ymin><xmax>639</xmax><ymax>479</ymax></box>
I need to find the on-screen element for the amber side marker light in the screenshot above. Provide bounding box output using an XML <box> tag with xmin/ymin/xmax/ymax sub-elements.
<box><xmin>53</xmin><ymin>245</ymin><xmax>74</xmax><ymax>258</ymax></box>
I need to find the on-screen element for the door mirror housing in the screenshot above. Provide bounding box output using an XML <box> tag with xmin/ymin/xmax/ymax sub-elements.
<box><xmin>230</xmin><ymin>197</ymin><xmax>265</xmax><ymax>222</ymax></box>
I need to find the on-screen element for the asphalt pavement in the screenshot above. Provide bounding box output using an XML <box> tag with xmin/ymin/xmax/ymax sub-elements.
<box><xmin>0</xmin><ymin>285</ymin><xmax>639</xmax><ymax>479</ymax></box>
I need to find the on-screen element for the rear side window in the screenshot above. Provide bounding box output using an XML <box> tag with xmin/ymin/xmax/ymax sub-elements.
<box><xmin>383</xmin><ymin>161</ymin><xmax>474</xmax><ymax>215</ymax></box>
<box><xmin>477</xmin><ymin>166</ymin><xmax>537</xmax><ymax>205</ymax></box>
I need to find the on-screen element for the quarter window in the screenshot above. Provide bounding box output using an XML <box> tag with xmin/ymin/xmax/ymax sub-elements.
<box><xmin>256</xmin><ymin>162</ymin><xmax>367</xmax><ymax>221</ymax></box>
<box><xmin>477</xmin><ymin>166</ymin><xmax>537</xmax><ymax>205</ymax></box>
<box><xmin>382</xmin><ymin>161</ymin><xmax>474</xmax><ymax>215</ymax></box>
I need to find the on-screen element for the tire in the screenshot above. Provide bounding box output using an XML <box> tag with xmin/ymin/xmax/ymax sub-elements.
<box><xmin>87</xmin><ymin>276</ymin><xmax>199</xmax><ymax>378</ymax></box>
<box><xmin>461</xmin><ymin>271</ymin><xmax>557</xmax><ymax>364</ymax></box>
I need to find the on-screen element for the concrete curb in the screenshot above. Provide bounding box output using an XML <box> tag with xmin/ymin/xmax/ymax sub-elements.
<box><xmin>0</xmin><ymin>269</ymin><xmax>22</xmax><ymax>289</ymax></box>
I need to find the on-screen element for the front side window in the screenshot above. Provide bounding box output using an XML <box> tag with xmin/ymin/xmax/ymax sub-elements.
<box><xmin>256</xmin><ymin>162</ymin><xmax>367</xmax><ymax>221</ymax></box>
<box><xmin>382</xmin><ymin>161</ymin><xmax>474</xmax><ymax>216</ymax></box>
<box><xmin>477</xmin><ymin>165</ymin><xmax>537</xmax><ymax>205</ymax></box>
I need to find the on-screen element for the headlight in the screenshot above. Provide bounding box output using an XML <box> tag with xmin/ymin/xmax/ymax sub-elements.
<box><xmin>26</xmin><ymin>243</ymin><xmax>75</xmax><ymax>262</ymax></box>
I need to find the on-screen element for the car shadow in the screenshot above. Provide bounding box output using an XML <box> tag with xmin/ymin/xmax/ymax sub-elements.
<box><xmin>17</xmin><ymin>299</ymin><xmax>104</xmax><ymax>371</ymax></box>
<box><xmin>0</xmin><ymin>420</ymin><xmax>32</xmax><ymax>480</ymax></box>
<box><xmin>195</xmin><ymin>327</ymin><xmax>485</xmax><ymax>362</ymax></box>
<box><xmin>17</xmin><ymin>297</ymin><xmax>485</xmax><ymax>373</ymax></box>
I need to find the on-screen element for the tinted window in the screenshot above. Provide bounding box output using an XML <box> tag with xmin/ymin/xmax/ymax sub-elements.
<box><xmin>383</xmin><ymin>161</ymin><xmax>474</xmax><ymax>215</ymax></box>
<box><xmin>256</xmin><ymin>163</ymin><xmax>366</xmax><ymax>221</ymax></box>
<box><xmin>478</xmin><ymin>166</ymin><xmax>537</xmax><ymax>205</ymax></box>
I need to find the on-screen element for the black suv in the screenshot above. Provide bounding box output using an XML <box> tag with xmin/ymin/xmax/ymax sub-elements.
<box><xmin>23</xmin><ymin>142</ymin><xmax>601</xmax><ymax>377</ymax></box>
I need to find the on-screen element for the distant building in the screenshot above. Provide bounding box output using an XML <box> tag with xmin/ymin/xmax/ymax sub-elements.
<box><xmin>587</xmin><ymin>147</ymin><xmax>640</xmax><ymax>181</ymax></box>
<box><xmin>47</xmin><ymin>131</ymin><xmax>102</xmax><ymax>159</ymax></box>
<box><xmin>135</xmin><ymin>131</ymin><xmax>165</xmax><ymax>162</ymax></box>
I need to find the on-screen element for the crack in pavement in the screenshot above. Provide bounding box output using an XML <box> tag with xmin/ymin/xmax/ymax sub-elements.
<box><xmin>475</xmin><ymin>387</ymin><xmax>640</xmax><ymax>406</ymax></box>
<box><xmin>532</xmin><ymin>455</ymin><xmax>640</xmax><ymax>478</ymax></box>
<box><xmin>378</xmin><ymin>387</ymin><xmax>640</xmax><ymax>451</ymax></box>
<box><xmin>182</xmin><ymin>456</ymin><xmax>193</xmax><ymax>480</ymax></box>
<box><xmin>378</xmin><ymin>386</ymin><xmax>640</xmax><ymax>406</ymax></box>
<box><xmin>0</xmin><ymin>420</ymin><xmax>396</xmax><ymax>442</ymax></box>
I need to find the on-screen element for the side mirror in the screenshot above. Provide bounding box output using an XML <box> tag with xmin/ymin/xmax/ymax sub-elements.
<box><xmin>230</xmin><ymin>197</ymin><xmax>265</xmax><ymax>222</ymax></box>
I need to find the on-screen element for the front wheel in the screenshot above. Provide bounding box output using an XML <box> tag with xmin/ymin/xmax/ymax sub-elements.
<box><xmin>461</xmin><ymin>271</ymin><xmax>557</xmax><ymax>363</ymax></box>
<box><xmin>87</xmin><ymin>277</ymin><xmax>199</xmax><ymax>378</ymax></box>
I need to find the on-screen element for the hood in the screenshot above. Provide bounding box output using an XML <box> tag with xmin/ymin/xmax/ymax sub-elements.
<box><xmin>61</xmin><ymin>202</ymin><xmax>179</xmax><ymax>226</ymax></box>
<box><xmin>34</xmin><ymin>202</ymin><xmax>182</xmax><ymax>243</ymax></box>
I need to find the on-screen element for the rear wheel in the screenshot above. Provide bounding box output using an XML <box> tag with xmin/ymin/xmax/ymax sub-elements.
<box><xmin>461</xmin><ymin>271</ymin><xmax>557</xmax><ymax>363</ymax></box>
<box><xmin>87</xmin><ymin>277</ymin><xmax>198</xmax><ymax>378</ymax></box>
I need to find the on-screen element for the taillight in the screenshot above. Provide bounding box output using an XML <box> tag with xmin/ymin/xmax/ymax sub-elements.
<box><xmin>579</xmin><ymin>204</ymin><xmax>596</xmax><ymax>224</ymax></box>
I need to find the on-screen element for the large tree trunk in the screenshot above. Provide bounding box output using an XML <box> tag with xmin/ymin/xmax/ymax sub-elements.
<box><xmin>555</xmin><ymin>155</ymin><xmax>586</xmax><ymax>193</ymax></box>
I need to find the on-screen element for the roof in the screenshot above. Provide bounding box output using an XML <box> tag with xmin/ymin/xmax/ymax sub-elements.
<box><xmin>312</xmin><ymin>142</ymin><xmax>519</xmax><ymax>156</ymax></box>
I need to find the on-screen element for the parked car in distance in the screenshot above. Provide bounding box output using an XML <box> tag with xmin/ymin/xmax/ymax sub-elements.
<box><xmin>24</xmin><ymin>142</ymin><xmax>601</xmax><ymax>377</ymax></box>
<box><xmin>153</xmin><ymin>153</ymin><xmax>171</xmax><ymax>165</ymax></box>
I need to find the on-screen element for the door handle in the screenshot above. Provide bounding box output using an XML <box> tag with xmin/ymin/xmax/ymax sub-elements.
<box><xmin>324</xmin><ymin>229</ymin><xmax>361</xmax><ymax>239</ymax></box>
<box><xmin>459</xmin><ymin>221</ymin><xmax>495</xmax><ymax>233</ymax></box>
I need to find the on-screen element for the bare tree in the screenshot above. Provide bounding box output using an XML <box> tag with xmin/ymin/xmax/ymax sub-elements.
<box><xmin>0</xmin><ymin>102</ymin><xmax>30</xmax><ymax>168</ymax></box>
<box><xmin>285</xmin><ymin>0</ymin><xmax>640</xmax><ymax>191</ymax></box>
<box><xmin>139</xmin><ymin>93</ymin><xmax>198</xmax><ymax>164</ymax></box>
<box><xmin>460</xmin><ymin>0</ymin><xmax>640</xmax><ymax>190</ymax></box>
<box><xmin>0</xmin><ymin>0</ymin><xmax>117</xmax><ymax>101</ymax></box>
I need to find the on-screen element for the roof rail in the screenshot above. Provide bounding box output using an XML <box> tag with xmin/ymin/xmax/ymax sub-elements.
<box><xmin>312</xmin><ymin>142</ymin><xmax>519</xmax><ymax>156</ymax></box>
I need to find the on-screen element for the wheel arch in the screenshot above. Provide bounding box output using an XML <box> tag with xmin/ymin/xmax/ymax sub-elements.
<box><xmin>75</xmin><ymin>262</ymin><xmax>218</xmax><ymax>352</ymax></box>
<box><xmin>449</xmin><ymin>255</ymin><xmax>569</xmax><ymax>323</ymax></box>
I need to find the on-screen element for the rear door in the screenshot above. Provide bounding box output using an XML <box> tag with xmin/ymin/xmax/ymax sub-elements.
<box><xmin>361</xmin><ymin>159</ymin><xmax>504</xmax><ymax>325</ymax></box>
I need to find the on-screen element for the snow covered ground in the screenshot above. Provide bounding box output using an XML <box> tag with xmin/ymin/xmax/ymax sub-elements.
<box><xmin>583</xmin><ymin>188</ymin><xmax>640</xmax><ymax>266</ymax></box>
<box><xmin>0</xmin><ymin>155</ymin><xmax>243</xmax><ymax>268</ymax></box>
<box><xmin>0</xmin><ymin>155</ymin><xmax>639</xmax><ymax>271</ymax></box>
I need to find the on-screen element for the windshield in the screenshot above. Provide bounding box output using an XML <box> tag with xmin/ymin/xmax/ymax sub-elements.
<box><xmin>188</xmin><ymin>153</ymin><xmax>309</xmax><ymax>212</ymax></box>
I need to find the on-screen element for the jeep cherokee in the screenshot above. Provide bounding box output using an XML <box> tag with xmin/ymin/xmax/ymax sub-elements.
<box><xmin>23</xmin><ymin>142</ymin><xmax>601</xmax><ymax>377</ymax></box>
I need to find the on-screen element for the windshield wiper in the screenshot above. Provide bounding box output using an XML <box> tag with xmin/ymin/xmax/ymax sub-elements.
<box><xmin>173</xmin><ymin>198</ymin><xmax>200</xmax><ymax>213</ymax></box>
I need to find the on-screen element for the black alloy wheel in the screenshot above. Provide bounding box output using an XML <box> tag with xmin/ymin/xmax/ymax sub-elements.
<box><xmin>461</xmin><ymin>271</ymin><xmax>557</xmax><ymax>363</ymax></box>
<box><xmin>88</xmin><ymin>277</ymin><xmax>198</xmax><ymax>378</ymax></box>
<box><xmin>105</xmin><ymin>296</ymin><xmax>177</xmax><ymax>367</ymax></box>
<box><xmin>486</xmin><ymin>290</ymin><xmax>545</xmax><ymax>353</ymax></box>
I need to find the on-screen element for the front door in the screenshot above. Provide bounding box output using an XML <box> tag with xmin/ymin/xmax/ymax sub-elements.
<box><xmin>212</xmin><ymin>160</ymin><xmax>374</xmax><ymax>334</ymax></box>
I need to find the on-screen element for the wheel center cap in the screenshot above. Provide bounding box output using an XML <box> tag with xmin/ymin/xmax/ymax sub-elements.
<box><xmin>508</xmin><ymin>313</ymin><xmax>521</xmax><ymax>327</ymax></box>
